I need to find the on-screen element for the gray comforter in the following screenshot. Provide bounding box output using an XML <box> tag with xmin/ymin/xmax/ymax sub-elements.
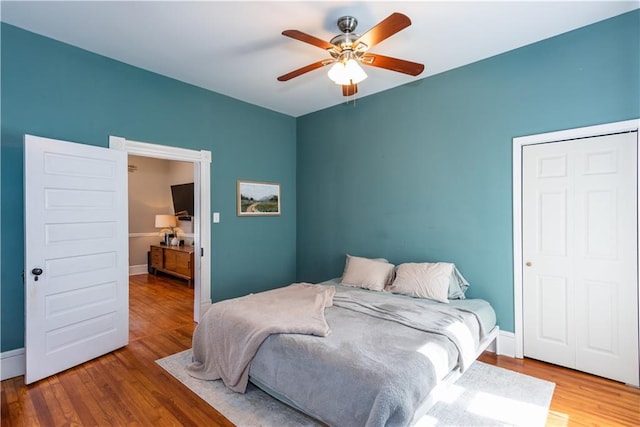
<box><xmin>249</xmin><ymin>283</ymin><xmax>487</xmax><ymax>427</ymax></box>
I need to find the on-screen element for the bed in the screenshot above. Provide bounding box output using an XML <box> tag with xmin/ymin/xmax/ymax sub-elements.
<box><xmin>187</xmin><ymin>257</ymin><xmax>498</xmax><ymax>427</ymax></box>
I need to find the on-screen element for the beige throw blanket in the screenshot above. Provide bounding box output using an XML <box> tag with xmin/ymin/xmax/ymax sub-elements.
<box><xmin>186</xmin><ymin>283</ymin><xmax>335</xmax><ymax>392</ymax></box>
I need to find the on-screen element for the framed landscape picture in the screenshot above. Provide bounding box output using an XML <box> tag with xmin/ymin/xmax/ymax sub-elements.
<box><xmin>237</xmin><ymin>180</ymin><xmax>281</xmax><ymax>216</ymax></box>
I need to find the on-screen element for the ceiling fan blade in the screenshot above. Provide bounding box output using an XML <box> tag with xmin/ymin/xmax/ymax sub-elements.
<box><xmin>354</xmin><ymin>13</ymin><xmax>411</xmax><ymax>50</ymax></box>
<box><xmin>342</xmin><ymin>83</ymin><xmax>358</xmax><ymax>97</ymax></box>
<box><xmin>277</xmin><ymin>60</ymin><xmax>330</xmax><ymax>82</ymax></box>
<box><xmin>362</xmin><ymin>53</ymin><xmax>424</xmax><ymax>76</ymax></box>
<box><xmin>282</xmin><ymin>30</ymin><xmax>337</xmax><ymax>51</ymax></box>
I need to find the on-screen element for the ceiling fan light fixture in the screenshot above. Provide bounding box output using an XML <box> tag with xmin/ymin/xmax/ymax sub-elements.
<box><xmin>328</xmin><ymin>58</ymin><xmax>367</xmax><ymax>85</ymax></box>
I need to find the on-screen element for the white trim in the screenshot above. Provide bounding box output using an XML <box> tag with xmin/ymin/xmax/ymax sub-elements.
<box><xmin>496</xmin><ymin>331</ymin><xmax>516</xmax><ymax>357</ymax></box>
<box><xmin>1</xmin><ymin>348</ymin><xmax>25</xmax><ymax>380</ymax></box>
<box><xmin>512</xmin><ymin>119</ymin><xmax>640</xmax><ymax>359</ymax></box>
<box><xmin>129</xmin><ymin>232</ymin><xmax>159</xmax><ymax>238</ymax></box>
<box><xmin>110</xmin><ymin>136</ymin><xmax>212</xmax><ymax>322</ymax></box>
<box><xmin>479</xmin><ymin>329</ymin><xmax>515</xmax><ymax>357</ymax></box>
<box><xmin>110</xmin><ymin>137</ymin><xmax>207</xmax><ymax>162</ymax></box>
<box><xmin>196</xmin><ymin>153</ymin><xmax>212</xmax><ymax>320</ymax></box>
<box><xmin>129</xmin><ymin>232</ymin><xmax>194</xmax><ymax>239</ymax></box>
<box><xmin>129</xmin><ymin>264</ymin><xmax>148</xmax><ymax>276</ymax></box>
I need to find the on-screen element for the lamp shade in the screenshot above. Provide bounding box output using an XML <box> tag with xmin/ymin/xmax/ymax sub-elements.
<box><xmin>155</xmin><ymin>214</ymin><xmax>177</xmax><ymax>228</ymax></box>
<box><xmin>328</xmin><ymin>58</ymin><xmax>367</xmax><ymax>85</ymax></box>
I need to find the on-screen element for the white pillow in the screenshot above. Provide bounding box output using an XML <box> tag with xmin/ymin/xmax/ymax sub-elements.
<box><xmin>389</xmin><ymin>262</ymin><xmax>454</xmax><ymax>303</ymax></box>
<box><xmin>341</xmin><ymin>255</ymin><xmax>395</xmax><ymax>292</ymax></box>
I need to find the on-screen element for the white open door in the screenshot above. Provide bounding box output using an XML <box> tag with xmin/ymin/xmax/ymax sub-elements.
<box><xmin>24</xmin><ymin>134</ymin><xmax>129</xmax><ymax>384</ymax></box>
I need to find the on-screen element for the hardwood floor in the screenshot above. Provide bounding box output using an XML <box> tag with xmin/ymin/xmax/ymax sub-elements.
<box><xmin>477</xmin><ymin>352</ymin><xmax>640</xmax><ymax>426</ymax></box>
<box><xmin>1</xmin><ymin>274</ymin><xmax>232</xmax><ymax>427</ymax></box>
<box><xmin>2</xmin><ymin>274</ymin><xmax>639</xmax><ymax>426</ymax></box>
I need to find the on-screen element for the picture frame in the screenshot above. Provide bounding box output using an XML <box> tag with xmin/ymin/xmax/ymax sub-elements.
<box><xmin>237</xmin><ymin>180</ymin><xmax>281</xmax><ymax>216</ymax></box>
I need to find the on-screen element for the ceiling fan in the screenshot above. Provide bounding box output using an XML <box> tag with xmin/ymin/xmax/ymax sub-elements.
<box><xmin>277</xmin><ymin>12</ymin><xmax>424</xmax><ymax>96</ymax></box>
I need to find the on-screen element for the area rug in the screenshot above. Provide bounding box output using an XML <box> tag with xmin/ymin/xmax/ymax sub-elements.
<box><xmin>157</xmin><ymin>349</ymin><xmax>554</xmax><ymax>426</ymax></box>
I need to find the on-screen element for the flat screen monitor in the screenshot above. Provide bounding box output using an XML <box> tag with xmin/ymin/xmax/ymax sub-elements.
<box><xmin>171</xmin><ymin>182</ymin><xmax>194</xmax><ymax>217</ymax></box>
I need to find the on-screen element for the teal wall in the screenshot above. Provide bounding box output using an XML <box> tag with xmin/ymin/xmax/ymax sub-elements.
<box><xmin>0</xmin><ymin>24</ymin><xmax>297</xmax><ymax>352</ymax></box>
<box><xmin>296</xmin><ymin>10</ymin><xmax>640</xmax><ymax>332</ymax></box>
<box><xmin>2</xmin><ymin>10</ymin><xmax>638</xmax><ymax>353</ymax></box>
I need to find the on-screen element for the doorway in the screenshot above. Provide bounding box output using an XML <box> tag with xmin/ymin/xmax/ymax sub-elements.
<box><xmin>109</xmin><ymin>136</ymin><xmax>212</xmax><ymax>322</ymax></box>
<box><xmin>127</xmin><ymin>155</ymin><xmax>195</xmax><ymax>325</ymax></box>
<box><xmin>512</xmin><ymin>119</ymin><xmax>640</xmax><ymax>386</ymax></box>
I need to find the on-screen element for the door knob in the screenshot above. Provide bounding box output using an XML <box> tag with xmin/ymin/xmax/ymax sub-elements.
<box><xmin>31</xmin><ymin>268</ymin><xmax>43</xmax><ymax>281</ymax></box>
<box><xmin>525</xmin><ymin>262</ymin><xmax>532</xmax><ymax>267</ymax></box>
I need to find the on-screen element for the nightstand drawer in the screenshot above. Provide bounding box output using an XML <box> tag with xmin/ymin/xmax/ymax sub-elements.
<box><xmin>150</xmin><ymin>246</ymin><xmax>163</xmax><ymax>268</ymax></box>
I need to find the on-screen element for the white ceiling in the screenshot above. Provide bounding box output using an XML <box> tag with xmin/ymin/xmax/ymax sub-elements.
<box><xmin>2</xmin><ymin>1</ymin><xmax>638</xmax><ymax>117</ymax></box>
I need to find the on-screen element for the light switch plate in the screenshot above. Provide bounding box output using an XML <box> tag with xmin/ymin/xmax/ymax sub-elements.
<box><xmin>213</xmin><ymin>212</ymin><xmax>220</xmax><ymax>223</ymax></box>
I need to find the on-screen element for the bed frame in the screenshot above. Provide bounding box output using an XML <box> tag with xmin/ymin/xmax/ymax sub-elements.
<box><xmin>410</xmin><ymin>325</ymin><xmax>500</xmax><ymax>423</ymax></box>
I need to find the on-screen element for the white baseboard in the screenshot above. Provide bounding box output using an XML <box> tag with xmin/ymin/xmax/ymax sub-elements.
<box><xmin>129</xmin><ymin>264</ymin><xmax>149</xmax><ymax>276</ymax></box>
<box><xmin>1</xmin><ymin>348</ymin><xmax>25</xmax><ymax>380</ymax></box>
<box><xmin>497</xmin><ymin>330</ymin><xmax>516</xmax><ymax>357</ymax></box>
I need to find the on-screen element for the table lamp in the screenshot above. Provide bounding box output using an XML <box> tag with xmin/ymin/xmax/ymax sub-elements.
<box><xmin>155</xmin><ymin>214</ymin><xmax>177</xmax><ymax>245</ymax></box>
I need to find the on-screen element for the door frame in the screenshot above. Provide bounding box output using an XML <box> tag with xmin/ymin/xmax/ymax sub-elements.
<box><xmin>109</xmin><ymin>136</ymin><xmax>212</xmax><ymax>321</ymax></box>
<box><xmin>512</xmin><ymin>119</ymin><xmax>640</xmax><ymax>358</ymax></box>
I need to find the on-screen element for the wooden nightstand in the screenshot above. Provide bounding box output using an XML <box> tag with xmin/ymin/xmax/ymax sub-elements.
<box><xmin>150</xmin><ymin>244</ymin><xmax>195</xmax><ymax>287</ymax></box>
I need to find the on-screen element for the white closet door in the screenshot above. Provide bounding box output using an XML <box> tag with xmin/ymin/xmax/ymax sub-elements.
<box><xmin>523</xmin><ymin>132</ymin><xmax>638</xmax><ymax>386</ymax></box>
<box><xmin>522</xmin><ymin>140</ymin><xmax>576</xmax><ymax>368</ymax></box>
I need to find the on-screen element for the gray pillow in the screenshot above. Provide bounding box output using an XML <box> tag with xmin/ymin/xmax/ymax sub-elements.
<box><xmin>448</xmin><ymin>267</ymin><xmax>470</xmax><ymax>300</ymax></box>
